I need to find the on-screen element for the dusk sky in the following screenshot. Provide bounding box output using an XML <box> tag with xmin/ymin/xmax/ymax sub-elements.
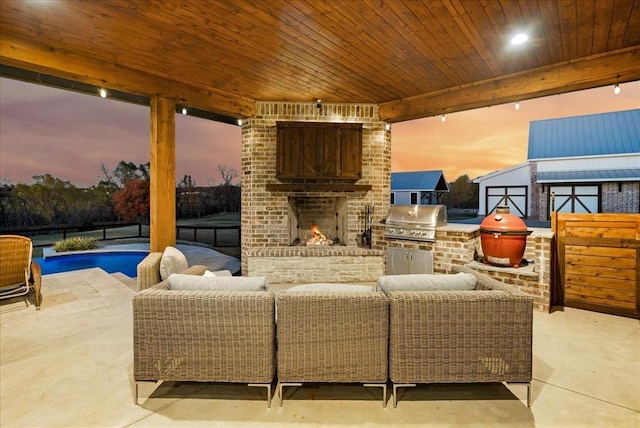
<box><xmin>1</xmin><ymin>77</ymin><xmax>638</xmax><ymax>187</ymax></box>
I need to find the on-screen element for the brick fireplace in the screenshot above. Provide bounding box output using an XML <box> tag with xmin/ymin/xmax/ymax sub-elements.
<box><xmin>241</xmin><ymin>102</ymin><xmax>389</xmax><ymax>283</ymax></box>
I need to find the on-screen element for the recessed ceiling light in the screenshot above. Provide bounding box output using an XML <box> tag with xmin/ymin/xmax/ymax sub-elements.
<box><xmin>511</xmin><ymin>33</ymin><xmax>529</xmax><ymax>45</ymax></box>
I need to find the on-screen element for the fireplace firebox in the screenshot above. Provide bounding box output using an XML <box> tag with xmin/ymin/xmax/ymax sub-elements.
<box><xmin>288</xmin><ymin>196</ymin><xmax>347</xmax><ymax>245</ymax></box>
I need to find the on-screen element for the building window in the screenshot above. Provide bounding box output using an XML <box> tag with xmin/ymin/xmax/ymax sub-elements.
<box><xmin>549</xmin><ymin>184</ymin><xmax>600</xmax><ymax>217</ymax></box>
<box><xmin>410</xmin><ymin>192</ymin><xmax>418</xmax><ymax>204</ymax></box>
<box><xmin>390</xmin><ymin>192</ymin><xmax>395</xmax><ymax>205</ymax></box>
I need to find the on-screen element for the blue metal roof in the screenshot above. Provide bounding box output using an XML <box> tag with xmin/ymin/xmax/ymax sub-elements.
<box><xmin>391</xmin><ymin>171</ymin><xmax>449</xmax><ymax>191</ymax></box>
<box><xmin>528</xmin><ymin>109</ymin><xmax>640</xmax><ymax>160</ymax></box>
<box><xmin>537</xmin><ymin>168</ymin><xmax>640</xmax><ymax>183</ymax></box>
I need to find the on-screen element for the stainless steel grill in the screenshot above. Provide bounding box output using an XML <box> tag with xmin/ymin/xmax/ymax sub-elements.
<box><xmin>383</xmin><ymin>204</ymin><xmax>447</xmax><ymax>242</ymax></box>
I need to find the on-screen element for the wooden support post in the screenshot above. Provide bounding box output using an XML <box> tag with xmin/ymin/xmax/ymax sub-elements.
<box><xmin>149</xmin><ymin>96</ymin><xmax>176</xmax><ymax>252</ymax></box>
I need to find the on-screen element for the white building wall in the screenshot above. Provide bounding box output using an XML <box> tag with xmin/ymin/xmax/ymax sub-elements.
<box><xmin>393</xmin><ymin>191</ymin><xmax>414</xmax><ymax>205</ymax></box>
<box><xmin>474</xmin><ymin>162</ymin><xmax>531</xmax><ymax>215</ymax></box>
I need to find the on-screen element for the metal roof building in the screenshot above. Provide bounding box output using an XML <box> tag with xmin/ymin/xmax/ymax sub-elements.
<box><xmin>391</xmin><ymin>171</ymin><xmax>450</xmax><ymax>205</ymax></box>
<box><xmin>475</xmin><ymin>109</ymin><xmax>640</xmax><ymax>219</ymax></box>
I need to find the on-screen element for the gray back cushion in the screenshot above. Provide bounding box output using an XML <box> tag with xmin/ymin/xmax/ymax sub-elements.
<box><xmin>168</xmin><ymin>274</ymin><xmax>267</xmax><ymax>291</ymax></box>
<box><xmin>377</xmin><ymin>272</ymin><xmax>476</xmax><ymax>293</ymax></box>
<box><xmin>286</xmin><ymin>283</ymin><xmax>374</xmax><ymax>292</ymax></box>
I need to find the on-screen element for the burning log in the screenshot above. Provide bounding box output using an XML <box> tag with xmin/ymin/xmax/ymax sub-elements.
<box><xmin>290</xmin><ymin>225</ymin><xmax>346</xmax><ymax>246</ymax></box>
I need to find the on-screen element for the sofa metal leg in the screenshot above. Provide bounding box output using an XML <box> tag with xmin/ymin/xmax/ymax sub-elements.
<box><xmin>249</xmin><ymin>383</ymin><xmax>273</xmax><ymax>408</ymax></box>
<box><xmin>507</xmin><ymin>382</ymin><xmax>532</xmax><ymax>407</ymax></box>
<box><xmin>364</xmin><ymin>383</ymin><xmax>388</xmax><ymax>408</ymax></box>
<box><xmin>392</xmin><ymin>383</ymin><xmax>416</xmax><ymax>408</ymax></box>
<box><xmin>277</xmin><ymin>382</ymin><xmax>302</xmax><ymax>407</ymax></box>
<box><xmin>134</xmin><ymin>380</ymin><xmax>161</xmax><ymax>405</ymax></box>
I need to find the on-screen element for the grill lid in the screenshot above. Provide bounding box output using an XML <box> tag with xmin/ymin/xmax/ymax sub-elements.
<box><xmin>385</xmin><ymin>204</ymin><xmax>448</xmax><ymax>227</ymax></box>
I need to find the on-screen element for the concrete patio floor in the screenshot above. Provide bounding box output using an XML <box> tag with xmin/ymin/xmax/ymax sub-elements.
<box><xmin>1</xmin><ymin>268</ymin><xmax>638</xmax><ymax>427</ymax></box>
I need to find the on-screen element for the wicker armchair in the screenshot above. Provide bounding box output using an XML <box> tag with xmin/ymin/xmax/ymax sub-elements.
<box><xmin>132</xmin><ymin>271</ymin><xmax>276</xmax><ymax>406</ymax></box>
<box><xmin>0</xmin><ymin>235</ymin><xmax>42</xmax><ymax>310</ymax></box>
<box><xmin>385</xmin><ymin>265</ymin><xmax>533</xmax><ymax>407</ymax></box>
<box><xmin>276</xmin><ymin>288</ymin><xmax>389</xmax><ymax>406</ymax></box>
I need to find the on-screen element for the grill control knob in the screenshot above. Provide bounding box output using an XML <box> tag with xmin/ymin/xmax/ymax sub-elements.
<box><xmin>398</xmin><ymin>229</ymin><xmax>405</xmax><ymax>234</ymax></box>
<box><xmin>388</xmin><ymin>228</ymin><xmax>395</xmax><ymax>233</ymax></box>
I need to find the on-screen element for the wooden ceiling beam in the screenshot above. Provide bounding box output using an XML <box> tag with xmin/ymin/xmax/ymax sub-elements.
<box><xmin>379</xmin><ymin>47</ymin><xmax>640</xmax><ymax>123</ymax></box>
<box><xmin>0</xmin><ymin>34</ymin><xmax>255</xmax><ymax>119</ymax></box>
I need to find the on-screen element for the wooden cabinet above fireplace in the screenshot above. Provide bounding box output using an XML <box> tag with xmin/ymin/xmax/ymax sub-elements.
<box><xmin>276</xmin><ymin>122</ymin><xmax>362</xmax><ymax>181</ymax></box>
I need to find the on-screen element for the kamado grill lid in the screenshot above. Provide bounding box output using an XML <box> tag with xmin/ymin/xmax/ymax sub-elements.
<box><xmin>479</xmin><ymin>206</ymin><xmax>531</xmax><ymax>236</ymax></box>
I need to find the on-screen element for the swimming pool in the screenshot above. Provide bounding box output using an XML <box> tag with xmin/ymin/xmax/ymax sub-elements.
<box><xmin>34</xmin><ymin>251</ymin><xmax>148</xmax><ymax>277</ymax></box>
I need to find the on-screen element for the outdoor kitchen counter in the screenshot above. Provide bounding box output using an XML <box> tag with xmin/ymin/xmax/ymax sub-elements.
<box><xmin>435</xmin><ymin>223</ymin><xmax>480</xmax><ymax>233</ymax></box>
<box><xmin>435</xmin><ymin>223</ymin><xmax>554</xmax><ymax>238</ymax></box>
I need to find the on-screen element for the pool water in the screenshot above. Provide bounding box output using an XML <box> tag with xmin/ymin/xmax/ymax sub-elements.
<box><xmin>34</xmin><ymin>251</ymin><xmax>148</xmax><ymax>277</ymax></box>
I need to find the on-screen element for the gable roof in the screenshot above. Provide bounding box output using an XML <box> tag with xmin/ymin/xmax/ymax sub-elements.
<box><xmin>391</xmin><ymin>171</ymin><xmax>450</xmax><ymax>192</ymax></box>
<box><xmin>527</xmin><ymin>109</ymin><xmax>640</xmax><ymax>160</ymax></box>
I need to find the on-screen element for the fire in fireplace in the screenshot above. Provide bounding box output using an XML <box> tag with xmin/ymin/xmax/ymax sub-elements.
<box><xmin>292</xmin><ymin>224</ymin><xmax>345</xmax><ymax>246</ymax></box>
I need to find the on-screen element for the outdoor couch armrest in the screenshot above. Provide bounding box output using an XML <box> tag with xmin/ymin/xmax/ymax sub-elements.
<box><xmin>451</xmin><ymin>264</ymin><xmax>528</xmax><ymax>293</ymax></box>
<box><xmin>133</xmin><ymin>290</ymin><xmax>276</xmax><ymax>383</ymax></box>
<box><xmin>136</xmin><ymin>252</ymin><xmax>162</xmax><ymax>290</ymax></box>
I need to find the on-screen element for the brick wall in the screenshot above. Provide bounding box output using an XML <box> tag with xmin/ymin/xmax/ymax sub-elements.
<box><xmin>602</xmin><ymin>182</ymin><xmax>640</xmax><ymax>213</ymax></box>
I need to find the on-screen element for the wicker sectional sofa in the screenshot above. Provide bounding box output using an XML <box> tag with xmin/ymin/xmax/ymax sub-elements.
<box><xmin>132</xmin><ymin>263</ymin><xmax>533</xmax><ymax>408</ymax></box>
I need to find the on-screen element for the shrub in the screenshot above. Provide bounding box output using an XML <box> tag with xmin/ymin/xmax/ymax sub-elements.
<box><xmin>53</xmin><ymin>236</ymin><xmax>99</xmax><ymax>252</ymax></box>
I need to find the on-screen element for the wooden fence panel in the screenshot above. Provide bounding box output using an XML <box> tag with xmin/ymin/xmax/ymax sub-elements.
<box><xmin>552</xmin><ymin>213</ymin><xmax>640</xmax><ymax>318</ymax></box>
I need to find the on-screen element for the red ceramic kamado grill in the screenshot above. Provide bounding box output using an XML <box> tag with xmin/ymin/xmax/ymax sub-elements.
<box><xmin>479</xmin><ymin>206</ymin><xmax>532</xmax><ymax>268</ymax></box>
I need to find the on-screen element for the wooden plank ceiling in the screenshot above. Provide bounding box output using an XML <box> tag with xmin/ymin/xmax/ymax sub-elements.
<box><xmin>1</xmin><ymin>0</ymin><xmax>639</xmax><ymax>123</ymax></box>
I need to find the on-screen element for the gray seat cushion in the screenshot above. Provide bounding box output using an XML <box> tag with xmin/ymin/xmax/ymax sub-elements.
<box><xmin>377</xmin><ymin>272</ymin><xmax>476</xmax><ymax>293</ymax></box>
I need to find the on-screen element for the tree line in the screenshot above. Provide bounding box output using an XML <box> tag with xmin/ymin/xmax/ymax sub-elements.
<box><xmin>0</xmin><ymin>161</ymin><xmax>240</xmax><ymax>230</ymax></box>
<box><xmin>440</xmin><ymin>175</ymin><xmax>479</xmax><ymax>209</ymax></box>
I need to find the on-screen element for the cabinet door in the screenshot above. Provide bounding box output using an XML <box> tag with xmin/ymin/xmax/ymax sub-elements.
<box><xmin>408</xmin><ymin>249</ymin><xmax>434</xmax><ymax>274</ymax></box>
<box><xmin>300</xmin><ymin>127</ymin><xmax>318</xmax><ymax>178</ymax></box>
<box><xmin>386</xmin><ymin>247</ymin><xmax>409</xmax><ymax>275</ymax></box>
<box><xmin>276</xmin><ymin>127</ymin><xmax>300</xmax><ymax>179</ymax></box>
<box><xmin>317</xmin><ymin>127</ymin><xmax>340</xmax><ymax>178</ymax></box>
<box><xmin>341</xmin><ymin>127</ymin><xmax>362</xmax><ymax>179</ymax></box>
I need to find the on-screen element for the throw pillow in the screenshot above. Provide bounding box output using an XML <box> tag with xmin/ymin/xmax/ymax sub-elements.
<box><xmin>377</xmin><ymin>272</ymin><xmax>476</xmax><ymax>293</ymax></box>
<box><xmin>168</xmin><ymin>274</ymin><xmax>267</xmax><ymax>291</ymax></box>
<box><xmin>159</xmin><ymin>246</ymin><xmax>189</xmax><ymax>281</ymax></box>
<box><xmin>203</xmin><ymin>269</ymin><xmax>233</xmax><ymax>277</ymax></box>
